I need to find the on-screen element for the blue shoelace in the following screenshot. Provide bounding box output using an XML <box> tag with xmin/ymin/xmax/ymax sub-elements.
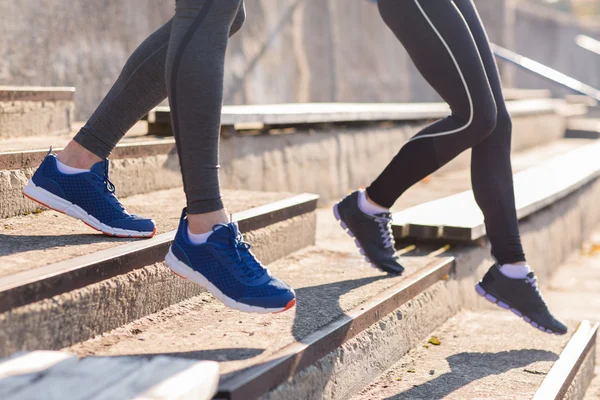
<box><xmin>213</xmin><ymin>224</ymin><xmax>266</xmax><ymax>279</ymax></box>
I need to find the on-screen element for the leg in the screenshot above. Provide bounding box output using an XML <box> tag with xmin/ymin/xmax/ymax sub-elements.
<box><xmin>60</xmin><ymin>2</ymin><xmax>246</xmax><ymax>168</ymax></box>
<box><xmin>452</xmin><ymin>0</ymin><xmax>524</xmax><ymax>265</ymax></box>
<box><xmin>454</xmin><ymin>0</ymin><xmax>566</xmax><ymax>335</ymax></box>
<box><xmin>335</xmin><ymin>0</ymin><xmax>497</xmax><ymax>274</ymax></box>
<box><xmin>163</xmin><ymin>0</ymin><xmax>295</xmax><ymax>313</ymax></box>
<box><xmin>24</xmin><ymin>3</ymin><xmax>247</xmax><ymax>237</ymax></box>
<box><xmin>366</xmin><ymin>0</ymin><xmax>498</xmax><ymax>209</ymax></box>
<box><xmin>165</xmin><ymin>0</ymin><xmax>237</xmax><ymax>227</ymax></box>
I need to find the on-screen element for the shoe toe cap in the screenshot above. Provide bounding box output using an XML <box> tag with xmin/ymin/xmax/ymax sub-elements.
<box><xmin>548</xmin><ymin>318</ymin><xmax>568</xmax><ymax>335</ymax></box>
<box><xmin>369</xmin><ymin>255</ymin><xmax>404</xmax><ymax>274</ymax></box>
<box><xmin>238</xmin><ymin>285</ymin><xmax>296</xmax><ymax>310</ymax></box>
<box><xmin>109</xmin><ymin>215</ymin><xmax>156</xmax><ymax>233</ymax></box>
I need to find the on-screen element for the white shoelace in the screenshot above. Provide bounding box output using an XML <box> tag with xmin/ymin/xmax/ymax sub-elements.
<box><xmin>375</xmin><ymin>213</ymin><xmax>395</xmax><ymax>249</ymax></box>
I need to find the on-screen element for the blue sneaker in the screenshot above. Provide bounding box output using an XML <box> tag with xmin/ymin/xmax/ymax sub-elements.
<box><xmin>23</xmin><ymin>151</ymin><xmax>156</xmax><ymax>238</ymax></box>
<box><xmin>165</xmin><ymin>209</ymin><xmax>296</xmax><ymax>314</ymax></box>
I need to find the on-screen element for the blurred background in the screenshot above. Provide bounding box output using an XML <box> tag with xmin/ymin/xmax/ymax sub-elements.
<box><xmin>529</xmin><ymin>0</ymin><xmax>600</xmax><ymax>19</ymax></box>
<box><xmin>1</xmin><ymin>0</ymin><xmax>599</xmax><ymax>120</ymax></box>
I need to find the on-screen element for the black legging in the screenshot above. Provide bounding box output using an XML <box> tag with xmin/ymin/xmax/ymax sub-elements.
<box><xmin>367</xmin><ymin>0</ymin><xmax>526</xmax><ymax>265</ymax></box>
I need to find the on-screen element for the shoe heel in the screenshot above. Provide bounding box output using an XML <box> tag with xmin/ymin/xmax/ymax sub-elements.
<box><xmin>23</xmin><ymin>180</ymin><xmax>72</xmax><ymax>214</ymax></box>
<box><xmin>333</xmin><ymin>203</ymin><xmax>341</xmax><ymax>221</ymax></box>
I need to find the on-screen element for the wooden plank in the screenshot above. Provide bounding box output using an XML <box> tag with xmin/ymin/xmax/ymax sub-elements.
<box><xmin>533</xmin><ymin>321</ymin><xmax>599</xmax><ymax>400</ymax></box>
<box><xmin>393</xmin><ymin>141</ymin><xmax>600</xmax><ymax>242</ymax></box>
<box><xmin>148</xmin><ymin>99</ymin><xmax>558</xmax><ymax>129</ymax></box>
<box><xmin>0</xmin><ymin>351</ymin><xmax>77</xmax><ymax>399</ymax></box>
<box><xmin>134</xmin><ymin>361</ymin><xmax>219</xmax><ymax>400</ymax></box>
<box><xmin>566</xmin><ymin>118</ymin><xmax>600</xmax><ymax>139</ymax></box>
<box><xmin>503</xmin><ymin>88</ymin><xmax>552</xmax><ymax>100</ymax></box>
<box><xmin>1</xmin><ymin>355</ymin><xmax>217</xmax><ymax>400</ymax></box>
<box><xmin>0</xmin><ymin>351</ymin><xmax>75</xmax><ymax>379</ymax></box>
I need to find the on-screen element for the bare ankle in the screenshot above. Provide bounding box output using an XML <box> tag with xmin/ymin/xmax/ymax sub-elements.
<box><xmin>187</xmin><ymin>208</ymin><xmax>230</xmax><ymax>234</ymax></box>
<box><xmin>57</xmin><ymin>141</ymin><xmax>103</xmax><ymax>170</ymax></box>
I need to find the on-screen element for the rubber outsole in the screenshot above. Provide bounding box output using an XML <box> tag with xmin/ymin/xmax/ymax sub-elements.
<box><xmin>475</xmin><ymin>283</ymin><xmax>564</xmax><ymax>335</ymax></box>
<box><xmin>166</xmin><ymin>248</ymin><xmax>296</xmax><ymax>314</ymax></box>
<box><xmin>333</xmin><ymin>203</ymin><xmax>403</xmax><ymax>274</ymax></box>
<box><xmin>23</xmin><ymin>180</ymin><xmax>156</xmax><ymax>239</ymax></box>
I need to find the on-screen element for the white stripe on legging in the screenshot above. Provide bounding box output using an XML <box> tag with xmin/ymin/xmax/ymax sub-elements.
<box><xmin>408</xmin><ymin>0</ymin><xmax>474</xmax><ymax>143</ymax></box>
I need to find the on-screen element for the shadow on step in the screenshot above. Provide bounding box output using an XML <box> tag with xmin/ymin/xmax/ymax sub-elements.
<box><xmin>216</xmin><ymin>275</ymin><xmax>390</xmax><ymax>394</ymax></box>
<box><xmin>0</xmin><ymin>233</ymin><xmax>123</xmax><ymax>258</ymax></box>
<box><xmin>292</xmin><ymin>275</ymin><xmax>387</xmax><ymax>341</ymax></box>
<box><xmin>384</xmin><ymin>349</ymin><xmax>558</xmax><ymax>400</ymax></box>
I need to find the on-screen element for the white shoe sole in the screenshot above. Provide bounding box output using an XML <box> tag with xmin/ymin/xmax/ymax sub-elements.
<box><xmin>165</xmin><ymin>248</ymin><xmax>295</xmax><ymax>314</ymax></box>
<box><xmin>23</xmin><ymin>180</ymin><xmax>156</xmax><ymax>238</ymax></box>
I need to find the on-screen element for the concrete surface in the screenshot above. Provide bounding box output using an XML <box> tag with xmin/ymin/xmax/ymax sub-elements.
<box><xmin>3</xmin><ymin>137</ymin><xmax>585</xmax><ymax>279</ymax></box>
<box><xmin>272</xmin><ymin>170</ymin><xmax>600</xmax><ymax>399</ymax></box>
<box><xmin>512</xmin><ymin>2</ymin><xmax>600</xmax><ymax>98</ymax></box>
<box><xmin>0</xmin><ymin>211</ymin><xmax>315</xmax><ymax>357</ymax></box>
<box><xmin>2</xmin><ymin>0</ymin><xmax>589</xmax><ymax>120</ymax></box>
<box><xmin>0</xmin><ymin>188</ymin><xmax>294</xmax><ymax>277</ymax></box>
<box><xmin>66</xmin><ymin>208</ymin><xmax>438</xmax><ymax>366</ymax></box>
<box><xmin>0</xmin><ymin>0</ymin><xmax>436</xmax><ymax>120</ymax></box>
<box><xmin>1</xmin><ymin>107</ymin><xmax>566</xmax><ymax>218</ymax></box>
<box><xmin>351</xmin><ymin>310</ymin><xmax>574</xmax><ymax>400</ymax></box>
<box><xmin>264</xmin><ymin>279</ymin><xmax>462</xmax><ymax>400</ymax></box>
<box><xmin>0</xmin><ymin>101</ymin><xmax>73</xmax><ymax>138</ymax></box>
<box><xmin>63</xmin><ymin>174</ymin><xmax>600</xmax><ymax>400</ymax></box>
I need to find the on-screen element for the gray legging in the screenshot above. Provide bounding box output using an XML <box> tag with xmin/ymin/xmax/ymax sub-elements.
<box><xmin>367</xmin><ymin>0</ymin><xmax>525</xmax><ymax>265</ymax></box>
<box><xmin>74</xmin><ymin>0</ymin><xmax>245</xmax><ymax>214</ymax></box>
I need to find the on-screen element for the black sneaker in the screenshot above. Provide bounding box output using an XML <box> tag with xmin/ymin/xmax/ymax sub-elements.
<box><xmin>475</xmin><ymin>265</ymin><xmax>567</xmax><ymax>335</ymax></box>
<box><xmin>333</xmin><ymin>191</ymin><xmax>404</xmax><ymax>274</ymax></box>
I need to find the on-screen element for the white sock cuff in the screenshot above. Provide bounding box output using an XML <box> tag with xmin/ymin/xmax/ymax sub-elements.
<box><xmin>498</xmin><ymin>263</ymin><xmax>531</xmax><ymax>279</ymax></box>
<box><xmin>358</xmin><ymin>190</ymin><xmax>389</xmax><ymax>216</ymax></box>
<box><xmin>187</xmin><ymin>227</ymin><xmax>213</xmax><ymax>245</ymax></box>
<box><xmin>56</xmin><ymin>158</ymin><xmax>91</xmax><ymax>175</ymax></box>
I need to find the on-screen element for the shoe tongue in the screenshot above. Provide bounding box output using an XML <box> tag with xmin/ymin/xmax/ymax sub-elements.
<box><xmin>526</xmin><ymin>271</ymin><xmax>535</xmax><ymax>279</ymax></box>
<box><xmin>90</xmin><ymin>159</ymin><xmax>108</xmax><ymax>176</ymax></box>
<box><xmin>374</xmin><ymin>212</ymin><xmax>391</xmax><ymax>219</ymax></box>
<box><xmin>207</xmin><ymin>222</ymin><xmax>239</xmax><ymax>245</ymax></box>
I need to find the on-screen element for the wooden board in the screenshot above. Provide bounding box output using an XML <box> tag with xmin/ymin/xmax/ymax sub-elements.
<box><xmin>147</xmin><ymin>99</ymin><xmax>559</xmax><ymax>129</ymax></box>
<box><xmin>566</xmin><ymin>118</ymin><xmax>600</xmax><ymax>139</ymax></box>
<box><xmin>534</xmin><ymin>321</ymin><xmax>599</xmax><ymax>400</ymax></box>
<box><xmin>393</xmin><ymin>141</ymin><xmax>600</xmax><ymax>242</ymax></box>
<box><xmin>0</xmin><ymin>353</ymin><xmax>218</xmax><ymax>400</ymax></box>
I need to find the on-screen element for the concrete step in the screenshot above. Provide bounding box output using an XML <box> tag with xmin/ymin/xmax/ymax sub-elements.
<box><xmin>352</xmin><ymin>311</ymin><xmax>597</xmax><ymax>400</ymax></box>
<box><xmin>393</xmin><ymin>139</ymin><xmax>600</xmax><ymax>243</ymax></box>
<box><xmin>0</xmin><ymin>351</ymin><xmax>219</xmax><ymax>400</ymax></box>
<box><xmin>57</xmin><ymin>175</ymin><xmax>600</xmax><ymax>400</ymax></box>
<box><xmin>0</xmin><ymin>98</ymin><xmax>575</xmax><ymax>219</ymax></box>
<box><xmin>0</xmin><ymin>190</ymin><xmax>318</xmax><ymax>356</ymax></box>
<box><xmin>0</xmin><ymin>134</ymin><xmax>179</xmax><ymax>219</ymax></box>
<box><xmin>64</xmin><ymin>209</ymin><xmax>456</xmax><ymax>400</ymax></box>
<box><xmin>1</xmin><ymin>187</ymin><xmax>310</xmax><ymax>277</ymax></box>
<box><xmin>0</xmin><ymin>87</ymin><xmax>75</xmax><ymax>138</ymax></box>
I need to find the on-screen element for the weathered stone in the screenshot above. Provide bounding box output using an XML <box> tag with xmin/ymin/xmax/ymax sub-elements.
<box><xmin>0</xmin><ymin>101</ymin><xmax>73</xmax><ymax>138</ymax></box>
